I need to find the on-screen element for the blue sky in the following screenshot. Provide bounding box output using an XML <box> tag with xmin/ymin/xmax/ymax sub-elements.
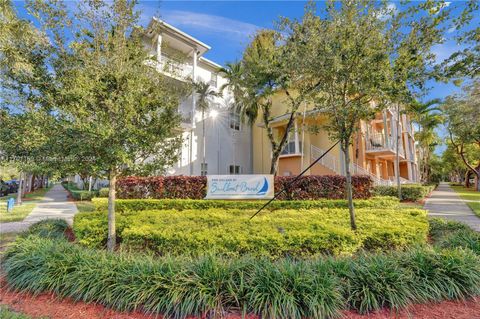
<box><xmin>14</xmin><ymin>1</ymin><xmax>477</xmax><ymax>153</ymax></box>
<box><xmin>13</xmin><ymin>0</ymin><xmax>473</xmax><ymax>102</ymax></box>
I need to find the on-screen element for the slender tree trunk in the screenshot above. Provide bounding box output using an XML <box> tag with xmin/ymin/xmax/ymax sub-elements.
<box><xmin>17</xmin><ymin>172</ymin><xmax>23</xmax><ymax>205</ymax></box>
<box><xmin>23</xmin><ymin>173</ymin><xmax>28</xmax><ymax>196</ymax></box>
<box><xmin>465</xmin><ymin>171</ymin><xmax>471</xmax><ymax>188</ymax></box>
<box><xmin>107</xmin><ymin>170</ymin><xmax>117</xmax><ymax>252</ymax></box>
<box><xmin>88</xmin><ymin>176</ymin><xmax>93</xmax><ymax>192</ymax></box>
<box><xmin>342</xmin><ymin>141</ymin><xmax>357</xmax><ymax>231</ymax></box>
<box><xmin>395</xmin><ymin>105</ymin><xmax>402</xmax><ymax>199</ymax></box>
<box><xmin>202</xmin><ymin>108</ymin><xmax>206</xmax><ymax>173</ymax></box>
<box><xmin>270</xmin><ymin>151</ymin><xmax>280</xmax><ymax>175</ymax></box>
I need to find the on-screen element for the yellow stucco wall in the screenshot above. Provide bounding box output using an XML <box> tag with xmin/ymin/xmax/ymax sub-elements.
<box><xmin>252</xmin><ymin>92</ymin><xmax>416</xmax><ymax>182</ymax></box>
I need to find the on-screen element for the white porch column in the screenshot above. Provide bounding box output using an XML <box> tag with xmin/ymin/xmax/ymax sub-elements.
<box><xmin>382</xmin><ymin>110</ymin><xmax>389</xmax><ymax>148</ymax></box>
<box><xmin>156</xmin><ymin>34</ymin><xmax>162</xmax><ymax>62</ymax></box>
<box><xmin>192</xmin><ymin>50</ymin><xmax>197</xmax><ymax>121</ymax></box>
<box><xmin>294</xmin><ymin>121</ymin><xmax>300</xmax><ymax>154</ymax></box>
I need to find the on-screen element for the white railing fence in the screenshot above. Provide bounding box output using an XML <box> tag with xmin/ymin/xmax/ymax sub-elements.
<box><xmin>310</xmin><ymin>144</ymin><xmax>395</xmax><ymax>186</ymax></box>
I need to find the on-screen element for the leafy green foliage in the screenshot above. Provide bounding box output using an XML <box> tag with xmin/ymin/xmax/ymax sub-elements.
<box><xmin>61</xmin><ymin>181</ymin><xmax>97</xmax><ymax>201</ymax></box>
<box><xmin>74</xmin><ymin>206</ymin><xmax>428</xmax><ymax>257</ymax></box>
<box><xmin>91</xmin><ymin>196</ymin><xmax>400</xmax><ymax>212</ymax></box>
<box><xmin>98</xmin><ymin>188</ymin><xmax>109</xmax><ymax>198</ymax></box>
<box><xmin>429</xmin><ymin>218</ymin><xmax>480</xmax><ymax>255</ymax></box>
<box><xmin>20</xmin><ymin>219</ymin><xmax>69</xmax><ymax>240</ymax></box>
<box><xmin>373</xmin><ymin>184</ymin><xmax>436</xmax><ymax>201</ymax></box>
<box><xmin>3</xmin><ymin>237</ymin><xmax>480</xmax><ymax>318</ymax></box>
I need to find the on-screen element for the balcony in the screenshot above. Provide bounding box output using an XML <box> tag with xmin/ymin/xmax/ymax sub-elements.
<box><xmin>146</xmin><ymin>54</ymin><xmax>193</xmax><ymax>81</ymax></box>
<box><xmin>366</xmin><ymin>132</ymin><xmax>405</xmax><ymax>158</ymax></box>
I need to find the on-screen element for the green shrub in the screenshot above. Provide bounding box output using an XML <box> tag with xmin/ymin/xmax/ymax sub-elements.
<box><xmin>98</xmin><ymin>187</ymin><xmax>109</xmax><ymax>198</ymax></box>
<box><xmin>91</xmin><ymin>196</ymin><xmax>399</xmax><ymax>213</ymax></box>
<box><xmin>74</xmin><ymin>207</ymin><xmax>428</xmax><ymax>257</ymax></box>
<box><xmin>62</xmin><ymin>181</ymin><xmax>98</xmax><ymax>201</ymax></box>
<box><xmin>3</xmin><ymin>237</ymin><xmax>480</xmax><ymax>318</ymax></box>
<box><xmin>373</xmin><ymin>184</ymin><xmax>435</xmax><ymax>201</ymax></box>
<box><xmin>20</xmin><ymin>219</ymin><xmax>69</xmax><ymax>240</ymax></box>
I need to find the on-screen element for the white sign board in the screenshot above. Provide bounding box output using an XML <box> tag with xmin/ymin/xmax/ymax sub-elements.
<box><xmin>205</xmin><ymin>175</ymin><xmax>274</xmax><ymax>199</ymax></box>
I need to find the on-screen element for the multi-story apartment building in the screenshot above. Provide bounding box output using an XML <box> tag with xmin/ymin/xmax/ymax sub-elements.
<box><xmin>142</xmin><ymin>18</ymin><xmax>252</xmax><ymax>176</ymax></box>
<box><xmin>252</xmin><ymin>92</ymin><xmax>419</xmax><ymax>185</ymax></box>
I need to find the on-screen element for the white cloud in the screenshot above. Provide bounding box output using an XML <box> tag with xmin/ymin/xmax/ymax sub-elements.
<box><xmin>159</xmin><ymin>10</ymin><xmax>260</xmax><ymax>40</ymax></box>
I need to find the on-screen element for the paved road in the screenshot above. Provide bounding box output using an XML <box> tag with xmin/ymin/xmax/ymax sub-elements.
<box><xmin>425</xmin><ymin>182</ymin><xmax>480</xmax><ymax>232</ymax></box>
<box><xmin>0</xmin><ymin>184</ymin><xmax>78</xmax><ymax>234</ymax></box>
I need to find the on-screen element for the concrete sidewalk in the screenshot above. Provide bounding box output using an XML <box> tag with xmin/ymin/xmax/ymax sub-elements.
<box><xmin>425</xmin><ymin>182</ymin><xmax>480</xmax><ymax>232</ymax></box>
<box><xmin>0</xmin><ymin>184</ymin><xmax>78</xmax><ymax>234</ymax></box>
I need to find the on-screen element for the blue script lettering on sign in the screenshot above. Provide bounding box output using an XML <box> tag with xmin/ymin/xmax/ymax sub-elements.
<box><xmin>206</xmin><ymin>175</ymin><xmax>274</xmax><ymax>199</ymax></box>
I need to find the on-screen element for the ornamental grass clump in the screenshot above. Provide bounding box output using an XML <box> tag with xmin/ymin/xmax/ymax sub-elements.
<box><xmin>3</xmin><ymin>236</ymin><xmax>480</xmax><ymax>319</ymax></box>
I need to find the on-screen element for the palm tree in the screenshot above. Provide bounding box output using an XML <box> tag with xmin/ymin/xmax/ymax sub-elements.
<box><xmin>220</xmin><ymin>62</ymin><xmax>258</xmax><ymax>125</ymax></box>
<box><xmin>407</xmin><ymin>99</ymin><xmax>443</xmax><ymax>182</ymax></box>
<box><xmin>194</xmin><ymin>81</ymin><xmax>221</xmax><ymax>175</ymax></box>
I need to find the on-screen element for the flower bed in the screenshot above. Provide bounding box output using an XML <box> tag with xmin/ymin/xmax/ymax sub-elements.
<box><xmin>3</xmin><ymin>234</ymin><xmax>479</xmax><ymax>319</ymax></box>
<box><xmin>116</xmin><ymin>175</ymin><xmax>373</xmax><ymax>200</ymax></box>
<box><xmin>91</xmin><ymin>196</ymin><xmax>399</xmax><ymax>213</ymax></box>
<box><xmin>73</xmin><ymin>206</ymin><xmax>428</xmax><ymax>256</ymax></box>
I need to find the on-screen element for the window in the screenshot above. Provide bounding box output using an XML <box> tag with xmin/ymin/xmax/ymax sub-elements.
<box><xmin>280</xmin><ymin>133</ymin><xmax>302</xmax><ymax>155</ymax></box>
<box><xmin>201</xmin><ymin>163</ymin><xmax>208</xmax><ymax>176</ymax></box>
<box><xmin>229</xmin><ymin>109</ymin><xmax>241</xmax><ymax>131</ymax></box>
<box><xmin>229</xmin><ymin>165</ymin><xmax>241</xmax><ymax>174</ymax></box>
<box><xmin>209</xmin><ymin>73</ymin><xmax>218</xmax><ymax>87</ymax></box>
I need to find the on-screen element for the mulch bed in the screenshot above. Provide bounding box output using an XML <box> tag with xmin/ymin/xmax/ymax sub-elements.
<box><xmin>1</xmin><ymin>279</ymin><xmax>479</xmax><ymax>319</ymax></box>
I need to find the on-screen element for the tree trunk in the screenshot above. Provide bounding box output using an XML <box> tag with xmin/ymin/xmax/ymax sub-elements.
<box><xmin>342</xmin><ymin>142</ymin><xmax>357</xmax><ymax>231</ymax></box>
<box><xmin>270</xmin><ymin>151</ymin><xmax>280</xmax><ymax>175</ymax></box>
<box><xmin>202</xmin><ymin>108</ymin><xmax>206</xmax><ymax>173</ymax></box>
<box><xmin>23</xmin><ymin>173</ymin><xmax>28</xmax><ymax>196</ymax></box>
<box><xmin>107</xmin><ymin>171</ymin><xmax>117</xmax><ymax>252</ymax></box>
<box><xmin>465</xmin><ymin>170</ymin><xmax>471</xmax><ymax>188</ymax></box>
<box><xmin>17</xmin><ymin>172</ymin><xmax>23</xmax><ymax>205</ymax></box>
<box><xmin>88</xmin><ymin>176</ymin><xmax>93</xmax><ymax>192</ymax></box>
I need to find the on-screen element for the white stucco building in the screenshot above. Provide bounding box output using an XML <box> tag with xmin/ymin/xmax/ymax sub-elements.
<box><xmin>142</xmin><ymin>17</ymin><xmax>252</xmax><ymax>176</ymax></box>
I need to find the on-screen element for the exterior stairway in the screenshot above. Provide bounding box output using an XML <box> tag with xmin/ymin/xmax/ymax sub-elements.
<box><xmin>310</xmin><ymin>144</ymin><xmax>394</xmax><ymax>186</ymax></box>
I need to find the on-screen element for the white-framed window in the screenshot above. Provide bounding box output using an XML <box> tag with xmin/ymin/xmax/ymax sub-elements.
<box><xmin>201</xmin><ymin>162</ymin><xmax>208</xmax><ymax>176</ymax></box>
<box><xmin>229</xmin><ymin>165</ymin><xmax>241</xmax><ymax>174</ymax></box>
<box><xmin>229</xmin><ymin>109</ymin><xmax>241</xmax><ymax>131</ymax></box>
<box><xmin>209</xmin><ymin>73</ymin><xmax>218</xmax><ymax>87</ymax></box>
<box><xmin>281</xmin><ymin>133</ymin><xmax>302</xmax><ymax>155</ymax></box>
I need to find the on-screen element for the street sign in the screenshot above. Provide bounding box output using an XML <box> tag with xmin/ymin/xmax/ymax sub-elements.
<box><xmin>6</xmin><ymin>198</ymin><xmax>15</xmax><ymax>212</ymax></box>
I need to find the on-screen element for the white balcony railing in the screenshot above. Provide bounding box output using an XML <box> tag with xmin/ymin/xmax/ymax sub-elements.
<box><xmin>146</xmin><ymin>55</ymin><xmax>193</xmax><ymax>81</ymax></box>
<box><xmin>310</xmin><ymin>144</ymin><xmax>395</xmax><ymax>186</ymax></box>
<box><xmin>366</xmin><ymin>132</ymin><xmax>405</xmax><ymax>157</ymax></box>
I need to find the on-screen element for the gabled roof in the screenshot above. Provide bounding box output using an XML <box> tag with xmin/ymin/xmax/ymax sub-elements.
<box><xmin>146</xmin><ymin>17</ymin><xmax>211</xmax><ymax>56</ymax></box>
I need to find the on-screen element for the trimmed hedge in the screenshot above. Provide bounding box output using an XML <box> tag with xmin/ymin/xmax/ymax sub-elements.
<box><xmin>116</xmin><ymin>175</ymin><xmax>373</xmax><ymax>200</ymax></box>
<box><xmin>98</xmin><ymin>187</ymin><xmax>109</xmax><ymax>197</ymax></box>
<box><xmin>373</xmin><ymin>184</ymin><xmax>436</xmax><ymax>201</ymax></box>
<box><xmin>73</xmin><ymin>206</ymin><xmax>428</xmax><ymax>256</ymax></box>
<box><xmin>61</xmin><ymin>181</ymin><xmax>97</xmax><ymax>201</ymax></box>
<box><xmin>3</xmin><ymin>236</ymin><xmax>480</xmax><ymax>318</ymax></box>
<box><xmin>91</xmin><ymin>196</ymin><xmax>399</xmax><ymax>213</ymax></box>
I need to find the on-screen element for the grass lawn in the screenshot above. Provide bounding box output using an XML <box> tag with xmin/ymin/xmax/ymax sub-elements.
<box><xmin>0</xmin><ymin>186</ymin><xmax>53</xmax><ymax>223</ymax></box>
<box><xmin>451</xmin><ymin>185</ymin><xmax>480</xmax><ymax>217</ymax></box>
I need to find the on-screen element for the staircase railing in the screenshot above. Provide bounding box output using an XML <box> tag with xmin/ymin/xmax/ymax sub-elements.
<box><xmin>310</xmin><ymin>144</ymin><xmax>394</xmax><ymax>186</ymax></box>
